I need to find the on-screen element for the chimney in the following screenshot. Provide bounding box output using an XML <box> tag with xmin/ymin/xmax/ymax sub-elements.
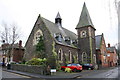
<box><xmin>108</xmin><ymin>43</ymin><xmax>110</xmax><ymax>47</ymax></box>
<box><xmin>19</xmin><ymin>40</ymin><xmax>22</xmax><ymax>47</ymax></box>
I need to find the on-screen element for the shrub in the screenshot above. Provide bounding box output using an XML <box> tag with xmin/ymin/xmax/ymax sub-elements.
<box><xmin>65</xmin><ymin>68</ymin><xmax>72</xmax><ymax>73</ymax></box>
<box><xmin>25</xmin><ymin>58</ymin><xmax>47</xmax><ymax>65</ymax></box>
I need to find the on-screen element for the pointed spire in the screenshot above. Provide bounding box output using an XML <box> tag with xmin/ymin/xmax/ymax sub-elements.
<box><xmin>56</xmin><ymin>12</ymin><xmax>61</xmax><ymax>19</ymax></box>
<box><xmin>76</xmin><ymin>2</ymin><xmax>95</xmax><ymax>29</ymax></box>
<box><xmin>55</xmin><ymin>12</ymin><xmax>62</xmax><ymax>26</ymax></box>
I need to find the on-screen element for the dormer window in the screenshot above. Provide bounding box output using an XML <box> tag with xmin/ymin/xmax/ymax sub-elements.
<box><xmin>72</xmin><ymin>40</ymin><xmax>77</xmax><ymax>46</ymax></box>
<box><xmin>54</xmin><ymin>33</ymin><xmax>62</xmax><ymax>42</ymax></box>
<box><xmin>65</xmin><ymin>36</ymin><xmax>71</xmax><ymax>45</ymax></box>
<box><xmin>72</xmin><ymin>40</ymin><xmax>77</xmax><ymax>44</ymax></box>
<box><xmin>65</xmin><ymin>36</ymin><xmax>70</xmax><ymax>41</ymax></box>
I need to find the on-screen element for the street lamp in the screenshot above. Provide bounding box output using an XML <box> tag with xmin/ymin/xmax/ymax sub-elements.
<box><xmin>2</xmin><ymin>40</ymin><xmax>5</xmax><ymax>67</ymax></box>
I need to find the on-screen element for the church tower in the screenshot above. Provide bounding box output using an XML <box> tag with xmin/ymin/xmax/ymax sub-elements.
<box><xmin>76</xmin><ymin>3</ymin><xmax>96</xmax><ymax>64</ymax></box>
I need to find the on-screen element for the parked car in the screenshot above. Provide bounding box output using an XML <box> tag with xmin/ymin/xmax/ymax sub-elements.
<box><xmin>61</xmin><ymin>63</ymin><xmax>82</xmax><ymax>72</ymax></box>
<box><xmin>82</xmin><ymin>64</ymin><xmax>94</xmax><ymax>70</ymax></box>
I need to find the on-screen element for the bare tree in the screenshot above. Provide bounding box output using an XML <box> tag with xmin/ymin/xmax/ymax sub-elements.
<box><xmin>1</xmin><ymin>21</ymin><xmax>20</xmax><ymax>63</ymax></box>
<box><xmin>1</xmin><ymin>22</ymin><xmax>20</xmax><ymax>44</ymax></box>
<box><xmin>1</xmin><ymin>22</ymin><xmax>9</xmax><ymax>43</ymax></box>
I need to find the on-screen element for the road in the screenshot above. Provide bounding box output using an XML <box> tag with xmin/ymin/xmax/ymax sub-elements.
<box><xmin>1</xmin><ymin>66</ymin><xmax>119</xmax><ymax>80</ymax></box>
<box><xmin>2</xmin><ymin>69</ymin><xmax>45</xmax><ymax>80</ymax></box>
<box><xmin>2</xmin><ymin>71</ymin><xmax>31</xmax><ymax>78</ymax></box>
<box><xmin>79</xmin><ymin>66</ymin><xmax>119</xmax><ymax>79</ymax></box>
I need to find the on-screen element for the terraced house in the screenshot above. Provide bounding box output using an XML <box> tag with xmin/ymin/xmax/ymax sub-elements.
<box><xmin>24</xmin><ymin>3</ymin><xmax>117</xmax><ymax>69</ymax></box>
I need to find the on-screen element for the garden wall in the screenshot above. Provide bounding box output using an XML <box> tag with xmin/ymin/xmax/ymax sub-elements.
<box><xmin>11</xmin><ymin>64</ymin><xmax>46</xmax><ymax>75</ymax></box>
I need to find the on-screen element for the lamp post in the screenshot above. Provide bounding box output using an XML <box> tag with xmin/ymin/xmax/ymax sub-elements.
<box><xmin>2</xmin><ymin>40</ymin><xmax>5</xmax><ymax>67</ymax></box>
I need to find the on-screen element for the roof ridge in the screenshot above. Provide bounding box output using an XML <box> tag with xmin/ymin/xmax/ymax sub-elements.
<box><xmin>41</xmin><ymin>17</ymin><xmax>77</xmax><ymax>36</ymax></box>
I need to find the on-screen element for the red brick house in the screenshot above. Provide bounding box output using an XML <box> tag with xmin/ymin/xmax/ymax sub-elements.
<box><xmin>96</xmin><ymin>34</ymin><xmax>108</xmax><ymax>69</ymax></box>
<box><xmin>107</xmin><ymin>43</ymin><xmax>118</xmax><ymax>67</ymax></box>
<box><xmin>1</xmin><ymin>40</ymin><xmax>24</xmax><ymax>65</ymax></box>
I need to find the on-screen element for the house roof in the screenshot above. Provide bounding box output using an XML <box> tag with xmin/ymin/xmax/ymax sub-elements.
<box><xmin>107</xmin><ymin>47</ymin><xmax>116</xmax><ymax>53</ymax></box>
<box><xmin>2</xmin><ymin>43</ymin><xmax>24</xmax><ymax>50</ymax></box>
<box><xmin>12</xmin><ymin>43</ymin><xmax>24</xmax><ymax>49</ymax></box>
<box><xmin>95</xmin><ymin>35</ymin><xmax>102</xmax><ymax>50</ymax></box>
<box><xmin>41</xmin><ymin>17</ymin><xmax>78</xmax><ymax>48</ymax></box>
<box><xmin>76</xmin><ymin>2</ymin><xmax>94</xmax><ymax>29</ymax></box>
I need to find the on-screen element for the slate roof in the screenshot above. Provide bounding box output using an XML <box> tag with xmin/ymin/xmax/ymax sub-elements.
<box><xmin>107</xmin><ymin>47</ymin><xmax>116</xmax><ymax>53</ymax></box>
<box><xmin>76</xmin><ymin>2</ymin><xmax>94</xmax><ymax>29</ymax></box>
<box><xmin>95</xmin><ymin>35</ymin><xmax>102</xmax><ymax>50</ymax></box>
<box><xmin>2</xmin><ymin>43</ymin><xmax>24</xmax><ymax>50</ymax></box>
<box><xmin>12</xmin><ymin>43</ymin><xmax>24</xmax><ymax>49</ymax></box>
<box><xmin>41</xmin><ymin>17</ymin><xmax>78</xmax><ymax>48</ymax></box>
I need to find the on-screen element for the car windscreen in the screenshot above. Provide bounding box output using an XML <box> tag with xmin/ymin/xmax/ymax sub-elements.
<box><xmin>67</xmin><ymin>64</ymin><xmax>72</xmax><ymax>66</ymax></box>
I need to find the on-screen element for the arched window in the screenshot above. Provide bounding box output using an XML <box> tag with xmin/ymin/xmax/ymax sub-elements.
<box><xmin>76</xmin><ymin>52</ymin><xmax>78</xmax><ymax>61</ymax></box>
<box><xmin>93</xmin><ymin>54</ymin><xmax>96</xmax><ymax>64</ymax></box>
<box><xmin>80</xmin><ymin>30</ymin><xmax>87</xmax><ymax>38</ymax></box>
<box><xmin>68</xmin><ymin>50</ymin><xmax>72</xmax><ymax>62</ymax></box>
<box><xmin>33</xmin><ymin>29</ymin><xmax>43</xmax><ymax>45</ymax></box>
<box><xmin>82</xmin><ymin>52</ymin><xmax>87</xmax><ymax>63</ymax></box>
<box><xmin>58</xmin><ymin>49</ymin><xmax>63</xmax><ymax>61</ymax></box>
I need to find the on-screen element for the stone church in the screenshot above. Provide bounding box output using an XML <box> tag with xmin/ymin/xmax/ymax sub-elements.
<box><xmin>24</xmin><ymin>3</ymin><xmax>98</xmax><ymax>68</ymax></box>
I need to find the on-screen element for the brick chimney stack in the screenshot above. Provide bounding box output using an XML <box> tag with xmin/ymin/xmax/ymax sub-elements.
<box><xmin>108</xmin><ymin>43</ymin><xmax>110</xmax><ymax>47</ymax></box>
<box><xmin>19</xmin><ymin>40</ymin><xmax>22</xmax><ymax>48</ymax></box>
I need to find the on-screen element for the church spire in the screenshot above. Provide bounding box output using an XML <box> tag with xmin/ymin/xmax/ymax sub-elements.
<box><xmin>55</xmin><ymin>12</ymin><xmax>62</xmax><ymax>26</ymax></box>
<box><xmin>56</xmin><ymin>12</ymin><xmax>61</xmax><ymax>19</ymax></box>
<box><xmin>76</xmin><ymin>2</ymin><xmax>94</xmax><ymax>29</ymax></box>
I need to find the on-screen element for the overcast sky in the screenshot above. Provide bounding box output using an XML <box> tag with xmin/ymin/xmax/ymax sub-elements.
<box><xmin>0</xmin><ymin>0</ymin><xmax>119</xmax><ymax>47</ymax></box>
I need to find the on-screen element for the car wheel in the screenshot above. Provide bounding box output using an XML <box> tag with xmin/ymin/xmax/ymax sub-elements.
<box><xmin>79</xmin><ymin>70</ymin><xmax>82</xmax><ymax>72</ymax></box>
<box><xmin>73</xmin><ymin>68</ymin><xmax>77</xmax><ymax>72</ymax></box>
<box><xmin>61</xmin><ymin>68</ymin><xmax>65</xmax><ymax>71</ymax></box>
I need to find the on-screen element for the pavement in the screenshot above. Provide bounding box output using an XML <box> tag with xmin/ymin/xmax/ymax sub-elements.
<box><xmin>2</xmin><ymin>66</ymin><xmax>117</xmax><ymax>79</ymax></box>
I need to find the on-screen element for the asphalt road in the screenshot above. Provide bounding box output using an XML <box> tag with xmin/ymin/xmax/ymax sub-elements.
<box><xmin>79</xmin><ymin>66</ymin><xmax>119</xmax><ymax>79</ymax></box>
<box><xmin>2</xmin><ymin>71</ymin><xmax>31</xmax><ymax>78</ymax></box>
<box><xmin>1</xmin><ymin>66</ymin><xmax>119</xmax><ymax>80</ymax></box>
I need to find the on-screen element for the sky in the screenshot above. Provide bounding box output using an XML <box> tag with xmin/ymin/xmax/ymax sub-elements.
<box><xmin>0</xmin><ymin>0</ymin><xmax>119</xmax><ymax>47</ymax></box>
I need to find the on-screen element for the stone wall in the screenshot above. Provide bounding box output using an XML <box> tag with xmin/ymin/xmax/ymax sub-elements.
<box><xmin>24</xmin><ymin>15</ymin><xmax>54</xmax><ymax>62</ymax></box>
<box><xmin>11</xmin><ymin>64</ymin><xmax>46</xmax><ymax>75</ymax></box>
<box><xmin>55</xmin><ymin>43</ymin><xmax>78</xmax><ymax>65</ymax></box>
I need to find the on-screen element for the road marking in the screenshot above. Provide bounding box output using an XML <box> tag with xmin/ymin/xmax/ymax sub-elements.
<box><xmin>76</xmin><ymin>76</ymin><xmax>81</xmax><ymax>78</ymax></box>
<box><xmin>81</xmin><ymin>70</ymin><xmax>108</xmax><ymax>78</ymax></box>
<box><xmin>106</xmin><ymin>73</ymin><xmax>111</xmax><ymax>77</ymax></box>
<box><xmin>6</xmin><ymin>71</ymin><xmax>31</xmax><ymax>78</ymax></box>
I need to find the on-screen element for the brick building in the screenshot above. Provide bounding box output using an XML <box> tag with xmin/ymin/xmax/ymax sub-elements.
<box><xmin>107</xmin><ymin>43</ymin><xmax>118</xmax><ymax>67</ymax></box>
<box><xmin>1</xmin><ymin>40</ymin><xmax>24</xmax><ymax>65</ymax></box>
<box><xmin>95</xmin><ymin>34</ymin><xmax>108</xmax><ymax>69</ymax></box>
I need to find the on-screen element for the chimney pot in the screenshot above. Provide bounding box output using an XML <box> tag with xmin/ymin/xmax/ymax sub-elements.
<box><xmin>19</xmin><ymin>40</ymin><xmax>22</xmax><ymax>47</ymax></box>
<box><xmin>108</xmin><ymin>43</ymin><xmax>110</xmax><ymax>47</ymax></box>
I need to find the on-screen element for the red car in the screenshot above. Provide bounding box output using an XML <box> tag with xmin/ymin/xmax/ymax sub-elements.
<box><xmin>61</xmin><ymin>63</ymin><xmax>82</xmax><ymax>72</ymax></box>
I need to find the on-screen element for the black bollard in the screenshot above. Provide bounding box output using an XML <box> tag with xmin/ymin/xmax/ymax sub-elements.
<box><xmin>7</xmin><ymin>64</ymin><xmax>11</xmax><ymax>69</ymax></box>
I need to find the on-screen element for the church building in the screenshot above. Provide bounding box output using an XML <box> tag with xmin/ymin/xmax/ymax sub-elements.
<box><xmin>24</xmin><ymin>3</ymin><xmax>99</xmax><ymax>68</ymax></box>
